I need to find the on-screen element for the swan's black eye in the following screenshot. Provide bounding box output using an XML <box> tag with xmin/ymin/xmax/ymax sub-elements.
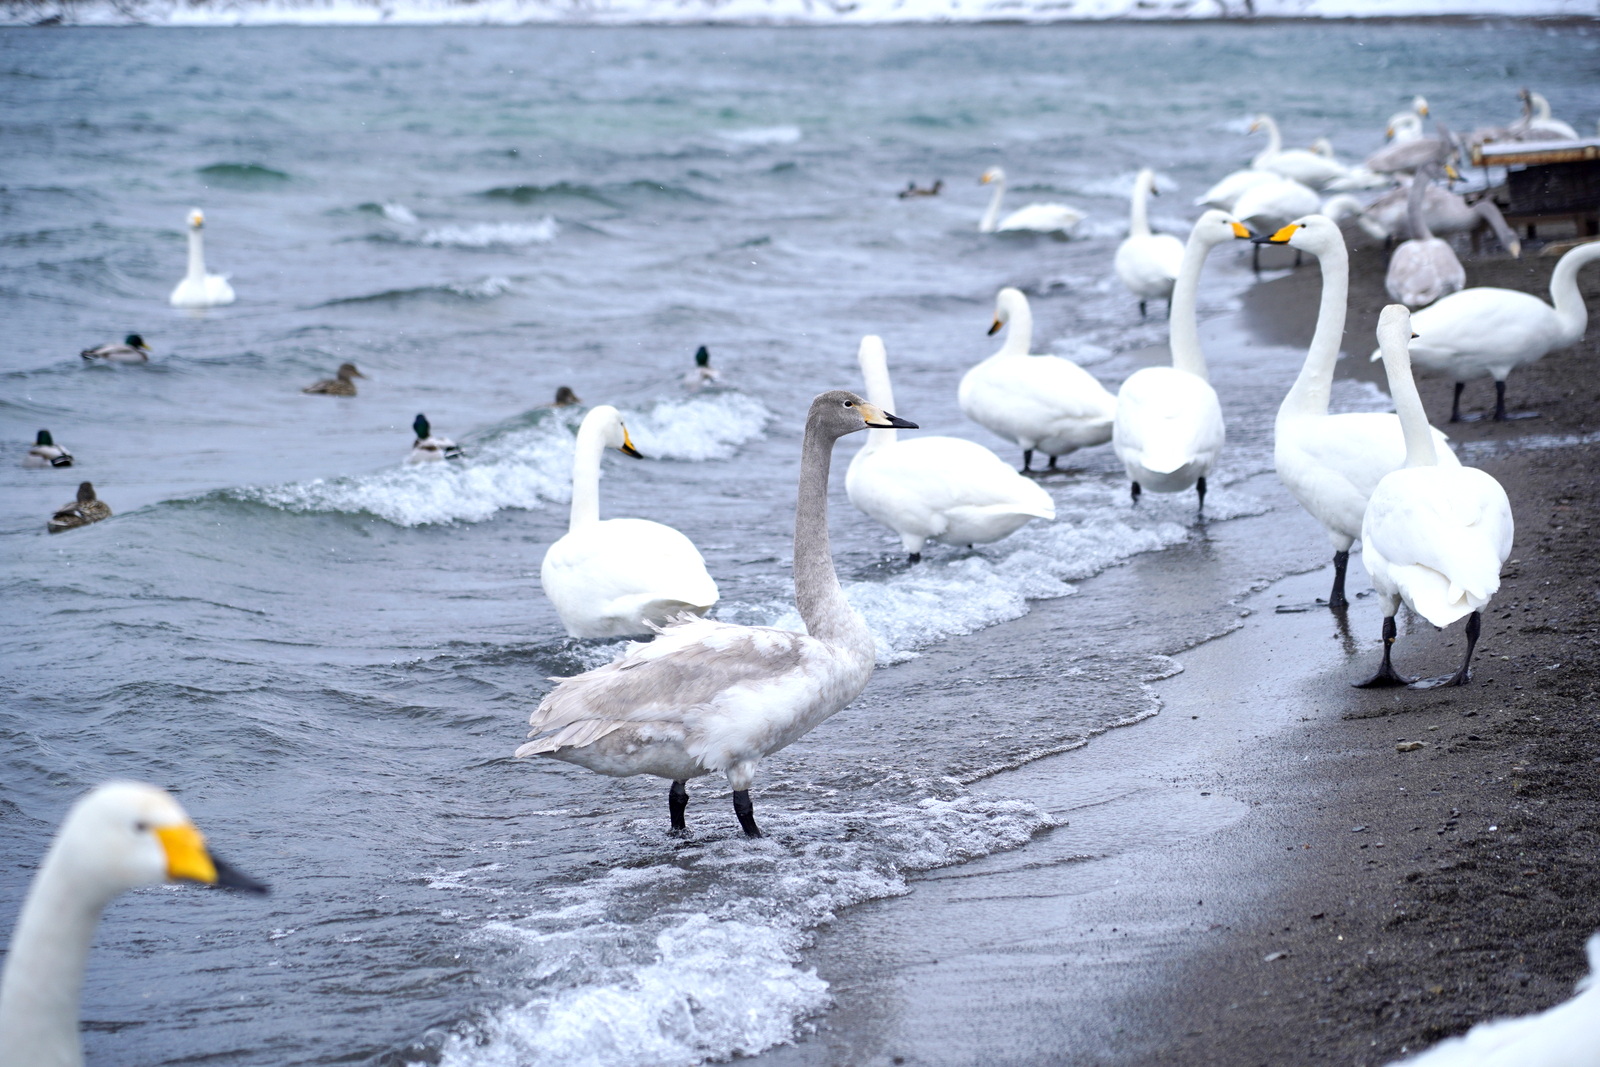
<box><xmin>843</xmin><ymin>401</ymin><xmax>853</xmax><ymax>407</ymax></box>
<box><xmin>134</xmin><ymin>820</ymin><xmax>149</xmax><ymax>833</ymax></box>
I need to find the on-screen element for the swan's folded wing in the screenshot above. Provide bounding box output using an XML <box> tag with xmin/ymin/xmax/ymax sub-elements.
<box><xmin>517</xmin><ymin>619</ymin><xmax>818</xmax><ymax>755</ymax></box>
<box><xmin>1365</xmin><ymin>471</ymin><xmax>1512</xmax><ymax>602</ymax></box>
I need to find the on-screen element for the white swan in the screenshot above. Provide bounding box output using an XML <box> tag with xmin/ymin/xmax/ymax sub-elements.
<box><xmin>1255</xmin><ymin>215</ymin><xmax>1460</xmax><ymax>611</ymax></box>
<box><xmin>1194</xmin><ymin>168</ymin><xmax>1279</xmax><ymax>212</ymax></box>
<box><xmin>0</xmin><ymin>782</ymin><xmax>267</xmax><ymax>1067</ymax></box>
<box><xmin>1385</xmin><ymin>931</ymin><xmax>1600</xmax><ymax>1066</ymax></box>
<box><xmin>24</xmin><ymin>430</ymin><xmax>73</xmax><ymax>469</ymax></box>
<box><xmin>978</xmin><ymin>167</ymin><xmax>1084</xmax><ymax>236</ymax></box>
<box><xmin>1515</xmin><ymin>88</ymin><xmax>1580</xmax><ymax>141</ymax></box>
<box><xmin>1391</xmin><ymin>238</ymin><xmax>1600</xmax><ymax>422</ymax></box>
<box><xmin>1356</xmin><ymin>304</ymin><xmax>1513</xmax><ymax>689</ymax></box>
<box><xmin>1114</xmin><ymin>168</ymin><xmax>1186</xmax><ymax>319</ymax></box>
<box><xmin>80</xmin><ymin>334</ymin><xmax>150</xmax><ymax>363</ymax></box>
<box><xmin>1113</xmin><ymin>210</ymin><xmax>1248</xmax><ymax>512</ymax></box>
<box><xmin>847</xmin><ymin>335</ymin><xmax>1054</xmax><ymax>562</ymax></box>
<box><xmin>168</xmin><ymin>209</ymin><xmax>235</xmax><ymax>309</ymax></box>
<box><xmin>1232</xmin><ymin>176</ymin><xmax>1321</xmax><ymax>270</ymax></box>
<box><xmin>1248</xmin><ymin>114</ymin><xmax>1350</xmax><ymax>189</ymax></box>
<box><xmin>518</xmin><ymin>391</ymin><xmax>917</xmax><ymax>837</ymax></box>
<box><xmin>960</xmin><ymin>287</ymin><xmax>1117</xmax><ymax>473</ymax></box>
<box><xmin>1385</xmin><ymin>164</ymin><xmax>1466</xmax><ymax>309</ymax></box>
<box><xmin>1384</xmin><ymin>97</ymin><xmax>1430</xmax><ymax>142</ymax></box>
<box><xmin>1354</xmin><ymin>178</ymin><xmax>1521</xmax><ymax>256</ymax></box>
<box><xmin>540</xmin><ymin>405</ymin><xmax>719</xmax><ymax>638</ymax></box>
<box><xmin>406</xmin><ymin>413</ymin><xmax>463</xmax><ymax>464</ymax></box>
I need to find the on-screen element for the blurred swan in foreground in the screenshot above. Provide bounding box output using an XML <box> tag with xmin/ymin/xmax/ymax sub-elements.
<box><xmin>1114</xmin><ymin>211</ymin><xmax>1249</xmax><ymax>513</ymax></box>
<box><xmin>1255</xmin><ymin>215</ymin><xmax>1459</xmax><ymax>612</ymax></box>
<box><xmin>406</xmin><ymin>414</ymin><xmax>463</xmax><ymax>464</ymax></box>
<box><xmin>978</xmin><ymin>167</ymin><xmax>1084</xmax><ymax>235</ymax></box>
<box><xmin>303</xmin><ymin>362</ymin><xmax>366</xmax><ymax>396</ymax></box>
<box><xmin>961</xmin><ymin>287</ymin><xmax>1116</xmax><ymax>473</ymax></box>
<box><xmin>1386</xmin><ymin>930</ymin><xmax>1600</xmax><ymax>1066</ymax></box>
<box><xmin>47</xmin><ymin>481</ymin><xmax>111</xmax><ymax>533</ymax></box>
<box><xmin>1356</xmin><ymin>304</ymin><xmax>1512</xmax><ymax>689</ymax></box>
<box><xmin>1114</xmin><ymin>168</ymin><xmax>1185</xmax><ymax>319</ymax></box>
<box><xmin>24</xmin><ymin>429</ymin><xmax>73</xmax><ymax>469</ymax></box>
<box><xmin>540</xmin><ymin>405</ymin><xmax>719</xmax><ymax>637</ymax></box>
<box><xmin>80</xmin><ymin>333</ymin><xmax>150</xmax><ymax>363</ymax></box>
<box><xmin>168</xmin><ymin>209</ymin><xmax>235</xmax><ymax>309</ymax></box>
<box><xmin>1393</xmin><ymin>238</ymin><xmax>1600</xmax><ymax>422</ymax></box>
<box><xmin>847</xmin><ymin>335</ymin><xmax>1053</xmax><ymax>562</ymax></box>
<box><xmin>0</xmin><ymin>782</ymin><xmax>267</xmax><ymax>1066</ymax></box>
<box><xmin>519</xmin><ymin>392</ymin><xmax>916</xmax><ymax>837</ymax></box>
<box><xmin>1385</xmin><ymin>164</ymin><xmax>1465</xmax><ymax>309</ymax></box>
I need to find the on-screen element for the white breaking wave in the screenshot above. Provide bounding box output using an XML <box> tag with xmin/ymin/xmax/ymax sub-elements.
<box><xmin>420</xmin><ymin>218</ymin><xmax>560</xmax><ymax>248</ymax></box>
<box><xmin>625</xmin><ymin>392</ymin><xmax>771</xmax><ymax>462</ymax></box>
<box><xmin>716</xmin><ymin>125</ymin><xmax>802</xmax><ymax>146</ymax></box>
<box><xmin>382</xmin><ymin>201</ymin><xmax>418</xmax><ymax>224</ymax></box>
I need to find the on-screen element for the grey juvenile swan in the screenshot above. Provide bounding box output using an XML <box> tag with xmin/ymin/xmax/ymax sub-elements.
<box><xmin>516</xmin><ymin>391</ymin><xmax>916</xmax><ymax>838</ymax></box>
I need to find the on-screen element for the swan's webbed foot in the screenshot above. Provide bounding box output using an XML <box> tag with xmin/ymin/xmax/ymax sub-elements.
<box><xmin>1410</xmin><ymin>611</ymin><xmax>1481</xmax><ymax>690</ymax></box>
<box><xmin>732</xmin><ymin>790</ymin><xmax>762</xmax><ymax>838</ymax></box>
<box><xmin>1353</xmin><ymin>616</ymin><xmax>1411</xmax><ymax>688</ymax></box>
<box><xmin>907</xmin><ymin>551</ymin><xmax>922</xmax><ymax>564</ymax></box>
<box><xmin>1130</xmin><ymin>481</ymin><xmax>1142</xmax><ymax>504</ymax></box>
<box><xmin>669</xmin><ymin>780</ymin><xmax>689</xmax><ymax>834</ymax></box>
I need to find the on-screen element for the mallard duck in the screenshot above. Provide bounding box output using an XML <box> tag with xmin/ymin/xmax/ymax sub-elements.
<box><xmin>47</xmin><ymin>482</ymin><xmax>111</xmax><ymax>533</ymax></box>
<box><xmin>24</xmin><ymin>430</ymin><xmax>73</xmax><ymax>469</ymax></box>
<box><xmin>80</xmin><ymin>334</ymin><xmax>150</xmax><ymax>363</ymax></box>
<box><xmin>406</xmin><ymin>414</ymin><xmax>463</xmax><ymax>464</ymax></box>
<box><xmin>549</xmin><ymin>386</ymin><xmax>582</xmax><ymax>407</ymax></box>
<box><xmin>684</xmin><ymin>345</ymin><xmax>720</xmax><ymax>391</ymax></box>
<box><xmin>897</xmin><ymin>179</ymin><xmax>943</xmax><ymax>199</ymax></box>
<box><xmin>302</xmin><ymin>363</ymin><xmax>366</xmax><ymax>396</ymax></box>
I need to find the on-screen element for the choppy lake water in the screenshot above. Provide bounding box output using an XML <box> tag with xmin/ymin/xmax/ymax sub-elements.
<box><xmin>1</xmin><ymin>21</ymin><xmax>1595</xmax><ymax>1066</ymax></box>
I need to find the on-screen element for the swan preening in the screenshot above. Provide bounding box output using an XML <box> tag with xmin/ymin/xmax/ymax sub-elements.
<box><xmin>1257</xmin><ymin>215</ymin><xmax>1459</xmax><ymax>612</ymax></box>
<box><xmin>978</xmin><ymin>167</ymin><xmax>1084</xmax><ymax>236</ymax></box>
<box><xmin>540</xmin><ymin>405</ymin><xmax>719</xmax><ymax>638</ymax></box>
<box><xmin>518</xmin><ymin>391</ymin><xmax>916</xmax><ymax>837</ymax></box>
<box><xmin>960</xmin><ymin>287</ymin><xmax>1117</xmax><ymax>473</ymax></box>
<box><xmin>1393</xmin><ymin>239</ymin><xmax>1600</xmax><ymax>422</ymax></box>
<box><xmin>168</xmin><ymin>209</ymin><xmax>235</xmax><ymax>309</ymax></box>
<box><xmin>1384</xmin><ymin>163</ymin><xmax>1465</xmax><ymax>309</ymax></box>
<box><xmin>847</xmin><ymin>335</ymin><xmax>1054</xmax><ymax>561</ymax></box>
<box><xmin>406</xmin><ymin>414</ymin><xmax>463</xmax><ymax>464</ymax></box>
<box><xmin>47</xmin><ymin>481</ymin><xmax>111</xmax><ymax>533</ymax></box>
<box><xmin>25</xmin><ymin>429</ymin><xmax>73</xmax><ymax>468</ymax></box>
<box><xmin>81</xmin><ymin>334</ymin><xmax>150</xmax><ymax>363</ymax></box>
<box><xmin>1113</xmin><ymin>210</ymin><xmax>1248</xmax><ymax>512</ymax></box>
<box><xmin>303</xmin><ymin>362</ymin><xmax>366</xmax><ymax>396</ymax></box>
<box><xmin>1356</xmin><ymin>305</ymin><xmax>1513</xmax><ymax>689</ymax></box>
<box><xmin>0</xmin><ymin>783</ymin><xmax>267</xmax><ymax>1067</ymax></box>
<box><xmin>1114</xmin><ymin>169</ymin><xmax>1186</xmax><ymax>319</ymax></box>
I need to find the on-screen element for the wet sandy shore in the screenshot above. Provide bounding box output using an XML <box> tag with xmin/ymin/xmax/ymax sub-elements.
<box><xmin>755</xmin><ymin>231</ymin><xmax>1600</xmax><ymax>1066</ymax></box>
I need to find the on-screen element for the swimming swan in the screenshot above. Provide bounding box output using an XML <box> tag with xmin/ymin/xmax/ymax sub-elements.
<box><xmin>1356</xmin><ymin>304</ymin><xmax>1512</xmax><ymax>689</ymax></box>
<box><xmin>168</xmin><ymin>209</ymin><xmax>235</xmax><ymax>309</ymax></box>
<box><xmin>979</xmin><ymin>167</ymin><xmax>1084</xmax><ymax>236</ymax></box>
<box><xmin>406</xmin><ymin>414</ymin><xmax>463</xmax><ymax>464</ymax></box>
<box><xmin>0</xmin><ymin>782</ymin><xmax>267</xmax><ymax>1067</ymax></box>
<box><xmin>1389</xmin><ymin>238</ymin><xmax>1600</xmax><ymax>422</ymax></box>
<box><xmin>1114</xmin><ymin>168</ymin><xmax>1186</xmax><ymax>319</ymax></box>
<box><xmin>1255</xmin><ymin>215</ymin><xmax>1459</xmax><ymax>612</ymax></box>
<box><xmin>1113</xmin><ymin>210</ymin><xmax>1249</xmax><ymax>512</ymax></box>
<box><xmin>46</xmin><ymin>481</ymin><xmax>111</xmax><ymax>534</ymax></box>
<box><xmin>847</xmin><ymin>335</ymin><xmax>1054</xmax><ymax>562</ymax></box>
<box><xmin>518</xmin><ymin>391</ymin><xmax>917</xmax><ymax>837</ymax></box>
<box><xmin>540</xmin><ymin>405</ymin><xmax>719</xmax><ymax>638</ymax></box>
<box><xmin>960</xmin><ymin>287</ymin><xmax>1117</xmax><ymax>473</ymax></box>
<box><xmin>1385</xmin><ymin>163</ymin><xmax>1465</xmax><ymax>309</ymax></box>
<box><xmin>80</xmin><ymin>334</ymin><xmax>150</xmax><ymax>363</ymax></box>
<box><xmin>1248</xmin><ymin>114</ymin><xmax>1350</xmax><ymax>190</ymax></box>
<box><xmin>303</xmin><ymin>362</ymin><xmax>366</xmax><ymax>396</ymax></box>
<box><xmin>24</xmin><ymin>430</ymin><xmax>73</xmax><ymax>469</ymax></box>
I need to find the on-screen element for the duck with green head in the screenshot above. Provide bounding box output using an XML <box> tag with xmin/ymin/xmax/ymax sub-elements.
<box><xmin>24</xmin><ymin>430</ymin><xmax>73</xmax><ymax>469</ymax></box>
<box><xmin>81</xmin><ymin>334</ymin><xmax>150</xmax><ymax>363</ymax></box>
<box><xmin>407</xmin><ymin>414</ymin><xmax>464</xmax><ymax>464</ymax></box>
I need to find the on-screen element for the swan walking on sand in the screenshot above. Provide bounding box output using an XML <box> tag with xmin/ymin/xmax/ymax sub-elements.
<box><xmin>168</xmin><ymin>209</ymin><xmax>235</xmax><ymax>309</ymax></box>
<box><xmin>540</xmin><ymin>405</ymin><xmax>719</xmax><ymax>638</ymax></box>
<box><xmin>1114</xmin><ymin>211</ymin><xmax>1250</xmax><ymax>512</ymax></box>
<box><xmin>47</xmin><ymin>482</ymin><xmax>111</xmax><ymax>533</ymax></box>
<box><xmin>81</xmin><ymin>334</ymin><xmax>150</xmax><ymax>363</ymax></box>
<box><xmin>960</xmin><ymin>287</ymin><xmax>1116</xmax><ymax>473</ymax></box>
<box><xmin>406</xmin><ymin>414</ymin><xmax>463</xmax><ymax>464</ymax></box>
<box><xmin>1394</xmin><ymin>239</ymin><xmax>1600</xmax><ymax>422</ymax></box>
<box><xmin>0</xmin><ymin>782</ymin><xmax>267</xmax><ymax>1067</ymax></box>
<box><xmin>1385</xmin><ymin>164</ymin><xmax>1466</xmax><ymax>309</ymax></box>
<box><xmin>24</xmin><ymin>430</ymin><xmax>73</xmax><ymax>469</ymax></box>
<box><xmin>303</xmin><ymin>362</ymin><xmax>366</xmax><ymax>396</ymax></box>
<box><xmin>1356</xmin><ymin>305</ymin><xmax>1513</xmax><ymax>689</ymax></box>
<box><xmin>1114</xmin><ymin>169</ymin><xmax>1186</xmax><ymax>319</ymax></box>
<box><xmin>1255</xmin><ymin>215</ymin><xmax>1459</xmax><ymax>612</ymax></box>
<box><xmin>978</xmin><ymin>167</ymin><xmax>1084</xmax><ymax>236</ymax></box>
<box><xmin>847</xmin><ymin>335</ymin><xmax>1053</xmax><ymax>562</ymax></box>
<box><xmin>518</xmin><ymin>392</ymin><xmax>917</xmax><ymax>838</ymax></box>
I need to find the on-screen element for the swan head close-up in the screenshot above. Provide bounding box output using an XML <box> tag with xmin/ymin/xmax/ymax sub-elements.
<box><xmin>1253</xmin><ymin>213</ymin><xmax>1341</xmax><ymax>254</ymax></box>
<box><xmin>810</xmin><ymin>389</ymin><xmax>917</xmax><ymax>440</ymax></box>
<box><xmin>1194</xmin><ymin>209</ymin><xmax>1254</xmax><ymax>245</ymax></box>
<box><xmin>988</xmin><ymin>286</ymin><xmax>1028</xmax><ymax>336</ymax></box>
<box><xmin>580</xmin><ymin>404</ymin><xmax>644</xmax><ymax>458</ymax></box>
<box><xmin>187</xmin><ymin>208</ymin><xmax>205</xmax><ymax>229</ymax></box>
<box><xmin>980</xmin><ymin>166</ymin><xmax>1005</xmax><ymax>186</ymax></box>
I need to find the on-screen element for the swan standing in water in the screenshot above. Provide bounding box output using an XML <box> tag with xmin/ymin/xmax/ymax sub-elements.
<box><xmin>540</xmin><ymin>405</ymin><xmax>719</xmax><ymax>638</ymax></box>
<box><xmin>847</xmin><ymin>335</ymin><xmax>1053</xmax><ymax>562</ymax></box>
<box><xmin>406</xmin><ymin>414</ymin><xmax>463</xmax><ymax>463</ymax></box>
<box><xmin>961</xmin><ymin>287</ymin><xmax>1116</xmax><ymax>473</ymax></box>
<box><xmin>1385</xmin><ymin>163</ymin><xmax>1466</xmax><ymax>309</ymax></box>
<box><xmin>518</xmin><ymin>392</ymin><xmax>917</xmax><ymax>837</ymax></box>
<box><xmin>24</xmin><ymin>430</ymin><xmax>73</xmax><ymax>468</ymax></box>
<box><xmin>1356</xmin><ymin>304</ymin><xmax>1512</xmax><ymax>689</ymax></box>
<box><xmin>80</xmin><ymin>334</ymin><xmax>150</xmax><ymax>363</ymax></box>
<box><xmin>0</xmin><ymin>782</ymin><xmax>267</xmax><ymax>1067</ymax></box>
<box><xmin>168</xmin><ymin>209</ymin><xmax>235</xmax><ymax>309</ymax></box>
<box><xmin>1254</xmin><ymin>215</ymin><xmax>1459</xmax><ymax>612</ymax></box>
<box><xmin>1113</xmin><ymin>211</ymin><xmax>1250</xmax><ymax>512</ymax></box>
<box><xmin>1394</xmin><ymin>238</ymin><xmax>1600</xmax><ymax>422</ymax></box>
<box><xmin>978</xmin><ymin>167</ymin><xmax>1084</xmax><ymax>236</ymax></box>
<box><xmin>1114</xmin><ymin>169</ymin><xmax>1185</xmax><ymax>319</ymax></box>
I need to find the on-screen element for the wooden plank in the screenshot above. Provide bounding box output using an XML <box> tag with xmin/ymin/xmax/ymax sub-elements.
<box><xmin>1472</xmin><ymin>139</ymin><xmax>1600</xmax><ymax>167</ymax></box>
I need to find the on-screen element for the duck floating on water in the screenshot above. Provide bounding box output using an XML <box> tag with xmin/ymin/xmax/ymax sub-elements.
<box><xmin>47</xmin><ymin>482</ymin><xmax>111</xmax><ymax>533</ymax></box>
<box><xmin>406</xmin><ymin>414</ymin><xmax>463</xmax><ymax>464</ymax></box>
<box><xmin>549</xmin><ymin>385</ymin><xmax>582</xmax><ymax>407</ymax></box>
<box><xmin>24</xmin><ymin>430</ymin><xmax>73</xmax><ymax>469</ymax></box>
<box><xmin>81</xmin><ymin>334</ymin><xmax>150</xmax><ymax>363</ymax></box>
<box><xmin>684</xmin><ymin>345</ymin><xmax>720</xmax><ymax>391</ymax></box>
<box><xmin>303</xmin><ymin>362</ymin><xmax>366</xmax><ymax>396</ymax></box>
<box><xmin>897</xmin><ymin>179</ymin><xmax>942</xmax><ymax>199</ymax></box>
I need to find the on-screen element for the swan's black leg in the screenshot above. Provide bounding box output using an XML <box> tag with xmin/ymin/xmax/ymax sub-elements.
<box><xmin>1047</xmin><ymin>454</ymin><xmax>1059</xmax><ymax>471</ymax></box>
<box><xmin>1328</xmin><ymin>550</ymin><xmax>1350</xmax><ymax>611</ymax></box>
<box><xmin>907</xmin><ymin>551</ymin><xmax>922</xmax><ymax>564</ymax></box>
<box><xmin>669</xmin><ymin>780</ymin><xmax>689</xmax><ymax>832</ymax></box>
<box><xmin>1354</xmin><ymin>615</ymin><xmax>1411</xmax><ymax>687</ymax></box>
<box><xmin>1412</xmin><ymin>611</ymin><xmax>1482</xmax><ymax>690</ymax></box>
<box><xmin>732</xmin><ymin>790</ymin><xmax>761</xmax><ymax>838</ymax></box>
<box><xmin>1252</xmin><ymin>242</ymin><xmax>1261</xmax><ymax>274</ymax></box>
<box><xmin>1020</xmin><ymin>449</ymin><xmax>1034</xmax><ymax>474</ymax></box>
<box><xmin>1139</xmin><ymin>299</ymin><xmax>1148</xmax><ymax>319</ymax></box>
<box><xmin>1492</xmin><ymin>379</ymin><xmax>1540</xmax><ymax>421</ymax></box>
<box><xmin>1130</xmin><ymin>481</ymin><xmax>1142</xmax><ymax>504</ymax></box>
<box><xmin>1165</xmin><ymin>297</ymin><xmax>1173</xmax><ymax>321</ymax></box>
<box><xmin>1451</xmin><ymin>382</ymin><xmax>1465</xmax><ymax>423</ymax></box>
<box><xmin>1196</xmin><ymin>476</ymin><xmax>1207</xmax><ymax>514</ymax></box>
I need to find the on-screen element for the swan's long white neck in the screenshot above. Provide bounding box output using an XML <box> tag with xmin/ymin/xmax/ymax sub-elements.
<box><xmin>793</xmin><ymin>415</ymin><xmax>866</xmax><ymax>650</ymax></box>
<box><xmin>1280</xmin><ymin>234</ymin><xmax>1349</xmax><ymax>420</ymax></box>
<box><xmin>1547</xmin><ymin>241</ymin><xmax>1600</xmax><ymax>347</ymax></box>
<box><xmin>1128</xmin><ymin>172</ymin><xmax>1154</xmax><ymax>239</ymax></box>
<box><xmin>1380</xmin><ymin>328</ymin><xmax>1438</xmax><ymax>468</ymax></box>
<box><xmin>994</xmin><ymin>298</ymin><xmax>1033</xmax><ymax>359</ymax></box>
<box><xmin>186</xmin><ymin>226</ymin><xmax>207</xmax><ymax>283</ymax></box>
<box><xmin>857</xmin><ymin>344</ymin><xmax>898</xmax><ymax>453</ymax></box>
<box><xmin>1168</xmin><ymin>231</ymin><xmax>1219</xmax><ymax>381</ymax></box>
<box><xmin>1252</xmin><ymin>116</ymin><xmax>1283</xmax><ymax>168</ymax></box>
<box><xmin>568</xmin><ymin>417</ymin><xmax>608</xmax><ymax>531</ymax></box>
<box><xmin>980</xmin><ymin>177</ymin><xmax>1005</xmax><ymax>233</ymax></box>
<box><xmin>0</xmin><ymin>839</ymin><xmax>119</xmax><ymax>1067</ymax></box>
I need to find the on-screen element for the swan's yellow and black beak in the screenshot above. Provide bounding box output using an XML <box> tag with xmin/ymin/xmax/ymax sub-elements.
<box><xmin>1252</xmin><ymin>223</ymin><xmax>1301</xmax><ymax>245</ymax></box>
<box><xmin>859</xmin><ymin>402</ymin><xmax>917</xmax><ymax>430</ymax></box>
<box><xmin>1384</xmin><ymin>124</ymin><xmax>1395</xmax><ymax>139</ymax></box>
<box><xmin>1230</xmin><ymin>221</ymin><xmax>1253</xmax><ymax>240</ymax></box>
<box><xmin>618</xmin><ymin>426</ymin><xmax>643</xmax><ymax>459</ymax></box>
<box><xmin>1419</xmin><ymin>103</ymin><xmax>1430</xmax><ymax>117</ymax></box>
<box><xmin>157</xmin><ymin>823</ymin><xmax>270</xmax><ymax>894</ymax></box>
<box><xmin>1444</xmin><ymin>163</ymin><xmax>1460</xmax><ymax>182</ymax></box>
<box><xmin>988</xmin><ymin>318</ymin><xmax>1003</xmax><ymax>336</ymax></box>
